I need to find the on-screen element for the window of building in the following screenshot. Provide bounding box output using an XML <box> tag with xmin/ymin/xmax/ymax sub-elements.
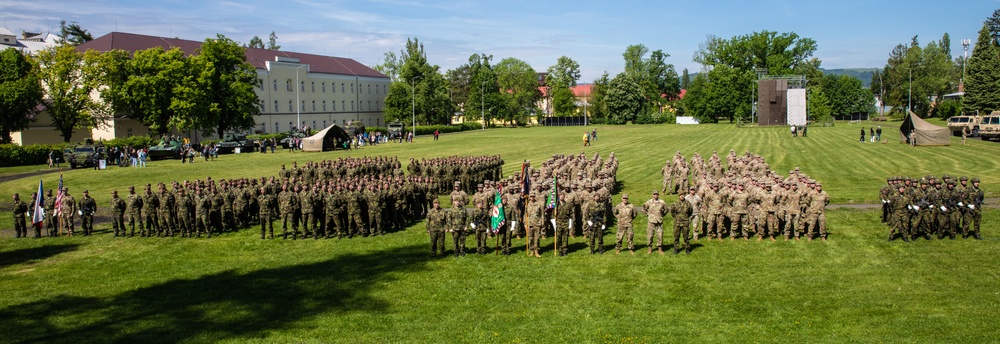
<box><xmin>322</xmin><ymin>82</ymin><xmax>326</xmax><ymax>92</ymax></box>
<box><xmin>286</xmin><ymin>80</ymin><xmax>292</xmax><ymax>92</ymax></box>
<box><xmin>323</xmin><ymin>100</ymin><xmax>327</xmax><ymax>111</ymax></box>
<box><xmin>351</xmin><ymin>83</ymin><xmax>355</xmax><ymax>94</ymax></box>
<box><xmin>368</xmin><ymin>84</ymin><xmax>371</xmax><ymax>94</ymax></box>
<box><xmin>368</xmin><ymin>101</ymin><xmax>371</xmax><ymax>111</ymax></box>
<box><xmin>288</xmin><ymin>100</ymin><xmax>293</xmax><ymax>111</ymax></box>
<box><xmin>275</xmin><ymin>122</ymin><xmax>279</xmax><ymax>132</ymax></box>
<box><xmin>351</xmin><ymin>101</ymin><xmax>355</xmax><ymax>111</ymax></box>
<box><xmin>274</xmin><ymin>100</ymin><xmax>279</xmax><ymax>112</ymax></box>
<box><xmin>311</xmin><ymin>82</ymin><xmax>315</xmax><ymax>92</ymax></box>
<box><xmin>300</xmin><ymin>81</ymin><xmax>305</xmax><ymax>92</ymax></box>
<box><xmin>273</xmin><ymin>80</ymin><xmax>277</xmax><ymax>91</ymax></box>
<box><xmin>342</xmin><ymin>100</ymin><xmax>345</xmax><ymax>111</ymax></box>
<box><xmin>312</xmin><ymin>120</ymin><xmax>316</xmax><ymax>129</ymax></box>
<box><xmin>312</xmin><ymin>100</ymin><xmax>316</xmax><ymax>111</ymax></box>
<box><xmin>323</xmin><ymin>120</ymin><xmax>327</xmax><ymax>128</ymax></box>
<box><xmin>341</xmin><ymin>83</ymin><xmax>345</xmax><ymax>93</ymax></box>
<box><xmin>383</xmin><ymin>85</ymin><xmax>387</xmax><ymax>94</ymax></box>
<box><xmin>301</xmin><ymin>101</ymin><xmax>305</xmax><ymax>111</ymax></box>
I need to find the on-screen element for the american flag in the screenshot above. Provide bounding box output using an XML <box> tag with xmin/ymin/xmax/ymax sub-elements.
<box><xmin>54</xmin><ymin>174</ymin><xmax>64</xmax><ymax>216</ymax></box>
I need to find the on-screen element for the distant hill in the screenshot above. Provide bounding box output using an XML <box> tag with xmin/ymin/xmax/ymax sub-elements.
<box><xmin>821</xmin><ymin>68</ymin><xmax>876</xmax><ymax>88</ymax></box>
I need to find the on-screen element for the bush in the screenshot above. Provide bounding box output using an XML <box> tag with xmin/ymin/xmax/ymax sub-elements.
<box><xmin>414</xmin><ymin>123</ymin><xmax>480</xmax><ymax>136</ymax></box>
<box><xmin>635</xmin><ymin>110</ymin><xmax>675</xmax><ymax>124</ymax></box>
<box><xmin>933</xmin><ymin>99</ymin><xmax>963</xmax><ymax>119</ymax></box>
<box><xmin>247</xmin><ymin>133</ymin><xmax>287</xmax><ymax>141</ymax></box>
<box><xmin>0</xmin><ymin>143</ymin><xmax>71</xmax><ymax>167</ymax></box>
<box><xmin>100</xmin><ymin>135</ymin><xmax>158</xmax><ymax>149</ymax></box>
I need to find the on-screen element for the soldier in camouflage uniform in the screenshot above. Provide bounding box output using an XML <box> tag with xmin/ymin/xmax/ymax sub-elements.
<box><xmin>426</xmin><ymin>199</ymin><xmax>447</xmax><ymax>256</ymax></box>
<box><xmin>157</xmin><ymin>184</ymin><xmax>175</xmax><ymax>237</ymax></box>
<box><xmin>258</xmin><ymin>187</ymin><xmax>275</xmax><ymax>239</ymax></box>
<box><xmin>962</xmin><ymin>178</ymin><xmax>983</xmax><ymax>239</ymax></box>
<box><xmin>110</xmin><ymin>190</ymin><xmax>126</xmax><ymax>237</ymax></box>
<box><xmin>448</xmin><ymin>199</ymin><xmax>469</xmax><ymax>257</ymax></box>
<box><xmin>643</xmin><ymin>191</ymin><xmax>667</xmax><ymax>254</ymax></box>
<box><xmin>11</xmin><ymin>193</ymin><xmax>27</xmax><ymax>238</ymax></box>
<box><xmin>78</xmin><ymin>190</ymin><xmax>97</xmax><ymax>236</ymax></box>
<box><xmin>176</xmin><ymin>188</ymin><xmax>194</xmax><ymax>237</ymax></box>
<box><xmin>279</xmin><ymin>184</ymin><xmax>300</xmax><ymax>239</ymax></box>
<box><xmin>60</xmin><ymin>188</ymin><xmax>77</xmax><ymax>236</ymax></box>
<box><xmin>195</xmin><ymin>188</ymin><xmax>213</xmax><ymax>238</ymax></box>
<box><xmin>668</xmin><ymin>193</ymin><xmax>693</xmax><ymax>254</ymax></box>
<box><xmin>470</xmin><ymin>198</ymin><xmax>490</xmax><ymax>254</ymax></box>
<box><xmin>888</xmin><ymin>184</ymin><xmax>911</xmax><ymax>242</ymax></box>
<box><xmin>584</xmin><ymin>193</ymin><xmax>606</xmax><ymax>254</ymax></box>
<box><xmin>802</xmin><ymin>183</ymin><xmax>829</xmax><ymax>241</ymax></box>
<box><xmin>142</xmin><ymin>185</ymin><xmax>158</xmax><ymax>237</ymax></box>
<box><xmin>125</xmin><ymin>186</ymin><xmax>143</xmax><ymax>237</ymax></box>
<box><xmin>613</xmin><ymin>194</ymin><xmax>637</xmax><ymax>254</ymax></box>
<box><xmin>525</xmin><ymin>194</ymin><xmax>545</xmax><ymax>257</ymax></box>
<box><xmin>554</xmin><ymin>184</ymin><xmax>574</xmax><ymax>256</ymax></box>
<box><xmin>346</xmin><ymin>185</ymin><xmax>365</xmax><ymax>237</ymax></box>
<box><xmin>300</xmin><ymin>185</ymin><xmax>317</xmax><ymax>238</ymax></box>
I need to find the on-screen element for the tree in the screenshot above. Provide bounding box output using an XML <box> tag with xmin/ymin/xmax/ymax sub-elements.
<box><xmin>682</xmin><ymin>65</ymin><xmax>753</xmax><ymax>123</ymax></box>
<box><xmin>464</xmin><ymin>53</ymin><xmax>501</xmax><ymax>124</ymax></box>
<box><xmin>807</xmin><ymin>86</ymin><xmax>832</xmax><ymax>122</ymax></box>
<box><xmin>267</xmin><ymin>31</ymin><xmax>281</xmax><ymax>51</ymax></box>
<box><xmin>545</xmin><ymin>56</ymin><xmax>580</xmax><ymax>117</ymax></box>
<box><xmin>880</xmin><ymin>35</ymin><xmax>960</xmax><ymax>117</ymax></box>
<box><xmin>693</xmin><ymin>31</ymin><xmax>818</xmax><ymax>75</ymax></box>
<box><xmin>247</xmin><ymin>36</ymin><xmax>265</xmax><ymax>49</ymax></box>
<box><xmin>195</xmin><ymin>34</ymin><xmax>261</xmax><ymax>137</ymax></box>
<box><xmin>374</xmin><ymin>51</ymin><xmax>402</xmax><ymax>82</ymax></box>
<box><xmin>605</xmin><ymin>73</ymin><xmax>644</xmax><ymax>124</ymax></box>
<box><xmin>35</xmin><ymin>45</ymin><xmax>98</xmax><ymax>142</ymax></box>
<box><xmin>963</xmin><ymin>24</ymin><xmax>1000</xmax><ymax>114</ymax></box>
<box><xmin>108</xmin><ymin>47</ymin><xmax>194</xmax><ymax>136</ymax></box>
<box><xmin>680</xmin><ymin>68</ymin><xmax>691</xmax><ymax>90</ymax></box>
<box><xmin>59</xmin><ymin>20</ymin><xmax>93</xmax><ymax>46</ymax></box>
<box><xmin>494</xmin><ymin>57</ymin><xmax>540</xmax><ymax>125</ymax></box>
<box><xmin>389</xmin><ymin>38</ymin><xmax>454</xmax><ymax>125</ymax></box>
<box><xmin>588</xmin><ymin>72</ymin><xmax>610</xmax><ymax>123</ymax></box>
<box><xmin>445</xmin><ymin>64</ymin><xmax>472</xmax><ymax>111</ymax></box>
<box><xmin>0</xmin><ymin>48</ymin><xmax>43</xmax><ymax>143</ymax></box>
<box><xmin>382</xmin><ymin>82</ymin><xmax>412</xmax><ymax>124</ymax></box>
<box><xmin>987</xmin><ymin>9</ymin><xmax>1000</xmax><ymax>44</ymax></box>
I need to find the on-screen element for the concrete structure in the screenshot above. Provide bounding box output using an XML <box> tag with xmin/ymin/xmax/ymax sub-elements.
<box><xmin>0</xmin><ymin>28</ymin><xmax>62</xmax><ymax>54</ymax></box>
<box><xmin>14</xmin><ymin>32</ymin><xmax>388</xmax><ymax>145</ymax></box>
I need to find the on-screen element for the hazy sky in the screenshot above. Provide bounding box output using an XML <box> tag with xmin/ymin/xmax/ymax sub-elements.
<box><xmin>3</xmin><ymin>0</ymin><xmax>995</xmax><ymax>81</ymax></box>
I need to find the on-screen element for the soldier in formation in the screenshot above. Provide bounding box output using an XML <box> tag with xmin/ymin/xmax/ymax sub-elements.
<box><xmin>882</xmin><ymin>175</ymin><xmax>984</xmax><ymax>241</ymax></box>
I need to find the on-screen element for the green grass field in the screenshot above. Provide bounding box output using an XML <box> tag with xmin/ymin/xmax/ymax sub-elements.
<box><xmin>1</xmin><ymin>120</ymin><xmax>998</xmax><ymax>343</ymax></box>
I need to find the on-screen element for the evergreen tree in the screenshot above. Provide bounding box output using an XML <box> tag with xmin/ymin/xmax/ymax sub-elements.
<box><xmin>963</xmin><ymin>24</ymin><xmax>1000</xmax><ymax>114</ymax></box>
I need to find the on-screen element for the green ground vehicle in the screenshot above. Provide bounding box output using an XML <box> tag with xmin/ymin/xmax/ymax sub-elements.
<box><xmin>147</xmin><ymin>138</ymin><xmax>183</xmax><ymax>160</ymax></box>
<box><xmin>216</xmin><ymin>133</ymin><xmax>254</xmax><ymax>154</ymax></box>
<box><xmin>387</xmin><ymin>121</ymin><xmax>404</xmax><ymax>140</ymax></box>
<box><xmin>344</xmin><ymin>121</ymin><xmax>366</xmax><ymax>137</ymax></box>
<box><xmin>66</xmin><ymin>140</ymin><xmax>106</xmax><ymax>169</ymax></box>
<box><xmin>279</xmin><ymin>129</ymin><xmax>309</xmax><ymax>149</ymax></box>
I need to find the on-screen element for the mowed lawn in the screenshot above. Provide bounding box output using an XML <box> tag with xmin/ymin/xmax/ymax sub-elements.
<box><xmin>0</xmin><ymin>120</ymin><xmax>998</xmax><ymax>343</ymax></box>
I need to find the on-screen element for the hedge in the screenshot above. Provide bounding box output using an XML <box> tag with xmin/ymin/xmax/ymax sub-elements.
<box><xmin>0</xmin><ymin>143</ymin><xmax>71</xmax><ymax>167</ymax></box>
<box><xmin>414</xmin><ymin>123</ymin><xmax>481</xmax><ymax>136</ymax></box>
<box><xmin>99</xmin><ymin>135</ymin><xmax>158</xmax><ymax>149</ymax></box>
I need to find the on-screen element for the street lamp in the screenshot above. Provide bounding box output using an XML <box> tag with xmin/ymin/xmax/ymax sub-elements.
<box><xmin>295</xmin><ymin>64</ymin><xmax>307</xmax><ymax>131</ymax></box>
<box><xmin>481</xmin><ymin>80</ymin><xmax>486</xmax><ymax>130</ymax></box>
<box><xmin>962</xmin><ymin>38</ymin><xmax>971</xmax><ymax>91</ymax></box>
<box><xmin>411</xmin><ymin>76</ymin><xmax>421</xmax><ymax>138</ymax></box>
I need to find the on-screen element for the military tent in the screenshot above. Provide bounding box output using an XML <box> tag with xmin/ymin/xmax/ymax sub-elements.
<box><xmin>301</xmin><ymin>124</ymin><xmax>352</xmax><ymax>152</ymax></box>
<box><xmin>899</xmin><ymin>111</ymin><xmax>950</xmax><ymax>146</ymax></box>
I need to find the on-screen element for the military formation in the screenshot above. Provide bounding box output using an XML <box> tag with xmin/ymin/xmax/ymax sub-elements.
<box><xmin>881</xmin><ymin>175</ymin><xmax>984</xmax><ymax>241</ymax></box>
<box><xmin>11</xmin><ymin>156</ymin><xmax>500</xmax><ymax>240</ymax></box>
<box><xmin>424</xmin><ymin>152</ymin><xmax>622</xmax><ymax>257</ymax></box>
<box><xmin>668</xmin><ymin>150</ymin><xmax>831</xmax><ymax>241</ymax></box>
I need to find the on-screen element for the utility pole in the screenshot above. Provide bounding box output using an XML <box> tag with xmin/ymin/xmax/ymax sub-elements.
<box><xmin>962</xmin><ymin>38</ymin><xmax>971</xmax><ymax>92</ymax></box>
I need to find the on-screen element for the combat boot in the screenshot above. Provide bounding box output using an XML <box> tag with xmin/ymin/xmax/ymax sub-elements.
<box><xmin>647</xmin><ymin>247</ymin><xmax>652</xmax><ymax>255</ymax></box>
<box><xmin>974</xmin><ymin>232</ymin><xmax>983</xmax><ymax>240</ymax></box>
<box><xmin>615</xmin><ymin>248</ymin><xmax>620</xmax><ymax>255</ymax></box>
<box><xmin>658</xmin><ymin>248</ymin><xmax>664</xmax><ymax>255</ymax></box>
<box><xmin>673</xmin><ymin>247</ymin><xmax>679</xmax><ymax>255</ymax></box>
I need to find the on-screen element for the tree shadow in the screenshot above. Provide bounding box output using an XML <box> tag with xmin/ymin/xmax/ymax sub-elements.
<box><xmin>0</xmin><ymin>244</ymin><xmax>80</xmax><ymax>269</ymax></box>
<box><xmin>0</xmin><ymin>244</ymin><xmax>430</xmax><ymax>343</ymax></box>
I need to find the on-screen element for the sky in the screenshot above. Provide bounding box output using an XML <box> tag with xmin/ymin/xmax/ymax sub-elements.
<box><xmin>2</xmin><ymin>0</ymin><xmax>996</xmax><ymax>82</ymax></box>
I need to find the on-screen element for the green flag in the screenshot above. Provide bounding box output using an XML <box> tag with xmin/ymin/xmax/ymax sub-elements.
<box><xmin>491</xmin><ymin>189</ymin><xmax>505</xmax><ymax>233</ymax></box>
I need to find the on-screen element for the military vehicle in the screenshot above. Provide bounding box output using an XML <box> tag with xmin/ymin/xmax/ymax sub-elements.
<box><xmin>343</xmin><ymin>121</ymin><xmax>366</xmax><ymax>137</ymax></box>
<box><xmin>387</xmin><ymin>121</ymin><xmax>405</xmax><ymax>140</ymax></box>
<box><xmin>946</xmin><ymin>113</ymin><xmax>982</xmax><ymax>137</ymax></box>
<box><xmin>279</xmin><ymin>129</ymin><xmax>309</xmax><ymax>149</ymax></box>
<box><xmin>216</xmin><ymin>133</ymin><xmax>254</xmax><ymax>154</ymax></box>
<box><xmin>147</xmin><ymin>137</ymin><xmax>184</xmax><ymax>160</ymax></box>
<box><xmin>978</xmin><ymin>111</ymin><xmax>1000</xmax><ymax>141</ymax></box>
<box><xmin>66</xmin><ymin>139</ymin><xmax>106</xmax><ymax>169</ymax></box>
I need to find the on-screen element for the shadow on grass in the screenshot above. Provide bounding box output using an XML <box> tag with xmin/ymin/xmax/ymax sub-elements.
<box><xmin>0</xmin><ymin>244</ymin><xmax>430</xmax><ymax>343</ymax></box>
<box><xmin>0</xmin><ymin>244</ymin><xmax>80</xmax><ymax>269</ymax></box>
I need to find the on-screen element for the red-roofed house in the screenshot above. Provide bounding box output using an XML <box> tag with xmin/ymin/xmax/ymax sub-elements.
<box><xmin>12</xmin><ymin>31</ymin><xmax>390</xmax><ymax>144</ymax></box>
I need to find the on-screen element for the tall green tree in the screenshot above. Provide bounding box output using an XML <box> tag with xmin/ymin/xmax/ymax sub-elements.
<box><xmin>58</xmin><ymin>20</ymin><xmax>93</xmax><ymax>46</ymax></box>
<box><xmin>392</xmin><ymin>38</ymin><xmax>454</xmax><ymax>125</ymax></box>
<box><xmin>464</xmin><ymin>53</ymin><xmax>501</xmax><ymax>125</ymax></box>
<box><xmin>621</xmin><ymin>44</ymin><xmax>680</xmax><ymax>112</ymax></box>
<box><xmin>118</xmin><ymin>47</ymin><xmax>195</xmax><ymax>135</ymax></box>
<box><xmin>680</xmin><ymin>68</ymin><xmax>691</xmax><ymax>90</ymax></box>
<box><xmin>374</xmin><ymin>51</ymin><xmax>402</xmax><ymax>82</ymax></box>
<box><xmin>0</xmin><ymin>48</ymin><xmax>43</xmax><ymax>143</ymax></box>
<box><xmin>444</xmin><ymin>64</ymin><xmax>471</xmax><ymax>110</ymax></box>
<box><xmin>247</xmin><ymin>36</ymin><xmax>265</xmax><ymax>49</ymax></box>
<box><xmin>546</xmin><ymin>56</ymin><xmax>580</xmax><ymax>117</ymax></box>
<box><xmin>605</xmin><ymin>73</ymin><xmax>644</xmax><ymax>124</ymax></box>
<box><xmin>963</xmin><ymin>24</ymin><xmax>1000</xmax><ymax>114</ymax></box>
<box><xmin>588</xmin><ymin>72</ymin><xmax>610</xmax><ymax>123</ymax></box>
<box><xmin>266</xmin><ymin>31</ymin><xmax>281</xmax><ymax>51</ymax></box>
<box><xmin>35</xmin><ymin>45</ymin><xmax>98</xmax><ymax>142</ymax></box>
<box><xmin>880</xmin><ymin>35</ymin><xmax>959</xmax><ymax>116</ymax></box>
<box><xmin>494</xmin><ymin>57</ymin><xmax>540</xmax><ymax>126</ymax></box>
<box><xmin>194</xmin><ymin>34</ymin><xmax>261</xmax><ymax>137</ymax></box>
<box><xmin>807</xmin><ymin>86</ymin><xmax>832</xmax><ymax>122</ymax></box>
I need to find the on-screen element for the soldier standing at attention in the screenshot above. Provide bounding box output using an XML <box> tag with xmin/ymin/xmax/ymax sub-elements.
<box><xmin>888</xmin><ymin>184</ymin><xmax>911</xmax><ymax>242</ymax></box>
<box><xmin>157</xmin><ymin>184</ymin><xmax>175</xmax><ymax>237</ymax></box>
<box><xmin>44</xmin><ymin>189</ymin><xmax>57</xmax><ymax>236</ymax></box>
<box><xmin>323</xmin><ymin>186</ymin><xmax>341</xmax><ymax>239</ymax></box>
<box><xmin>554</xmin><ymin>183</ymin><xmax>575</xmax><ymax>256</ymax></box>
<box><xmin>684</xmin><ymin>188</ymin><xmax>702</xmax><ymax>240</ymax></box>
<box><xmin>448</xmin><ymin>199</ymin><xmax>469</xmax><ymax>257</ymax></box>
<box><xmin>643</xmin><ymin>191</ymin><xmax>667</xmax><ymax>254</ymax></box>
<box><xmin>585</xmin><ymin>193</ymin><xmax>606</xmax><ymax>254</ymax></box>
<box><xmin>728</xmin><ymin>184</ymin><xmax>750</xmax><ymax>240</ymax></box>
<box><xmin>426</xmin><ymin>199</ymin><xmax>447</xmax><ymax>256</ymax></box>
<box><xmin>613</xmin><ymin>194</ymin><xmax>637</xmax><ymax>254</ymax></box>
<box><xmin>278</xmin><ymin>184</ymin><xmax>295</xmax><ymax>239</ymax></box>
<box><xmin>194</xmin><ymin>189</ymin><xmax>212</xmax><ymax>238</ymax></box>
<box><xmin>176</xmin><ymin>188</ymin><xmax>194</xmax><ymax>237</ymax></box>
<box><xmin>300</xmin><ymin>185</ymin><xmax>316</xmax><ymax>238</ymax></box>
<box><xmin>804</xmin><ymin>183</ymin><xmax>830</xmax><ymax>241</ymax></box>
<box><xmin>669</xmin><ymin>193</ymin><xmax>694</xmax><ymax>254</ymax></box>
<box><xmin>525</xmin><ymin>194</ymin><xmax>544</xmax><ymax>257</ymax></box>
<box><xmin>110</xmin><ymin>191</ymin><xmax>126</xmax><ymax>237</ymax></box>
<box><xmin>258</xmin><ymin>187</ymin><xmax>275</xmax><ymax>239</ymax></box>
<box><xmin>143</xmin><ymin>185</ymin><xmax>158</xmax><ymax>237</ymax></box>
<box><xmin>125</xmin><ymin>186</ymin><xmax>143</xmax><ymax>237</ymax></box>
<box><xmin>470</xmin><ymin>199</ymin><xmax>490</xmax><ymax>255</ymax></box>
<box><xmin>79</xmin><ymin>190</ymin><xmax>97</xmax><ymax>236</ymax></box>
<box><xmin>11</xmin><ymin>193</ymin><xmax>27</xmax><ymax>238</ymax></box>
<box><xmin>60</xmin><ymin>188</ymin><xmax>77</xmax><ymax>236</ymax></box>
<box><xmin>963</xmin><ymin>178</ymin><xmax>984</xmax><ymax>240</ymax></box>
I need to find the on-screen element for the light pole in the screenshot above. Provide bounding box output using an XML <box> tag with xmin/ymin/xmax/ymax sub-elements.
<box><xmin>411</xmin><ymin>76</ymin><xmax>421</xmax><ymax>137</ymax></box>
<box><xmin>481</xmin><ymin>80</ymin><xmax>486</xmax><ymax>130</ymax></box>
<box><xmin>295</xmin><ymin>64</ymin><xmax>307</xmax><ymax>131</ymax></box>
<box><xmin>908</xmin><ymin>68</ymin><xmax>912</xmax><ymax>114</ymax></box>
<box><xmin>962</xmin><ymin>38</ymin><xmax>971</xmax><ymax>91</ymax></box>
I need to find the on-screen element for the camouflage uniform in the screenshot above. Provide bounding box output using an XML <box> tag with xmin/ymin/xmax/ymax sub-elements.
<box><xmin>643</xmin><ymin>194</ymin><xmax>667</xmax><ymax>253</ymax></box>
<box><xmin>613</xmin><ymin>196</ymin><xmax>637</xmax><ymax>253</ymax></box>
<box><xmin>78</xmin><ymin>193</ymin><xmax>97</xmax><ymax>236</ymax></box>
<box><xmin>448</xmin><ymin>203</ymin><xmax>469</xmax><ymax>256</ymax></box>
<box><xmin>110</xmin><ymin>193</ymin><xmax>126</xmax><ymax>237</ymax></box>
<box><xmin>426</xmin><ymin>203</ymin><xmax>448</xmax><ymax>256</ymax></box>
<box><xmin>669</xmin><ymin>196</ymin><xmax>693</xmax><ymax>253</ymax></box>
<box><xmin>258</xmin><ymin>190</ymin><xmax>275</xmax><ymax>239</ymax></box>
<box><xmin>125</xmin><ymin>190</ymin><xmax>143</xmax><ymax>237</ymax></box>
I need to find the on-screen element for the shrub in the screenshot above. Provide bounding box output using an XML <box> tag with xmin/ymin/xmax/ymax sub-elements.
<box><xmin>0</xmin><ymin>143</ymin><xmax>71</xmax><ymax>167</ymax></box>
<box><xmin>100</xmin><ymin>135</ymin><xmax>158</xmax><ymax>149</ymax></box>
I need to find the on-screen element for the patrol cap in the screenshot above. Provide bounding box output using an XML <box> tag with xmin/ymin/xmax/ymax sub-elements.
<box><xmin>622</xmin><ymin>194</ymin><xmax>629</xmax><ymax>199</ymax></box>
<box><xmin>454</xmin><ymin>181</ymin><xmax>461</xmax><ymax>186</ymax></box>
<box><xmin>652</xmin><ymin>190</ymin><xmax>659</xmax><ymax>195</ymax></box>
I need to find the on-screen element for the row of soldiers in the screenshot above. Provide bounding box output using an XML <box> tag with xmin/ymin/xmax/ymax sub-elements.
<box><xmin>277</xmin><ymin>156</ymin><xmax>403</xmax><ymax>183</ymax></box>
<box><xmin>662</xmin><ymin>150</ymin><xmax>832</xmax><ymax>241</ymax></box>
<box><xmin>428</xmin><ymin>152</ymin><xmax>624</xmax><ymax>257</ymax></box>
<box><xmin>11</xmin><ymin>187</ymin><xmax>96</xmax><ymax>238</ymax></box>
<box><xmin>881</xmin><ymin>175</ymin><xmax>984</xmax><ymax>241</ymax></box>
<box><xmin>407</xmin><ymin>155</ymin><xmax>505</xmax><ymax>194</ymax></box>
